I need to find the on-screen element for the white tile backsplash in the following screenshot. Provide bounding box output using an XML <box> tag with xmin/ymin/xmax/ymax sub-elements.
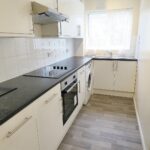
<box><xmin>0</xmin><ymin>38</ymin><xmax>75</xmax><ymax>83</ymax></box>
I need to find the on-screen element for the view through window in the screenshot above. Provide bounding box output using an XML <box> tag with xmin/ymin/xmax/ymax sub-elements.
<box><xmin>86</xmin><ymin>9</ymin><xmax>133</xmax><ymax>56</ymax></box>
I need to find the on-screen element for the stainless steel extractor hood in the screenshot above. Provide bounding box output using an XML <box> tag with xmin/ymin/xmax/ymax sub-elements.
<box><xmin>32</xmin><ymin>2</ymin><xmax>68</xmax><ymax>25</ymax></box>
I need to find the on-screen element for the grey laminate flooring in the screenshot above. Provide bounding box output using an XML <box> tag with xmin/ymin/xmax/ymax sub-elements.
<box><xmin>59</xmin><ymin>94</ymin><xmax>142</xmax><ymax>150</ymax></box>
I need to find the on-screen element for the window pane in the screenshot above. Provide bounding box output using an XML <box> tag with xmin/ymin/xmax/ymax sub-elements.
<box><xmin>86</xmin><ymin>9</ymin><xmax>133</xmax><ymax>52</ymax></box>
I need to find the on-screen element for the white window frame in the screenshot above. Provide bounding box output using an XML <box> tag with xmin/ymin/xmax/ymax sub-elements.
<box><xmin>85</xmin><ymin>8</ymin><xmax>133</xmax><ymax>56</ymax></box>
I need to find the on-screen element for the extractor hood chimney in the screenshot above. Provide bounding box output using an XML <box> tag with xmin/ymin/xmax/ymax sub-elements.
<box><xmin>32</xmin><ymin>1</ymin><xmax>68</xmax><ymax>25</ymax></box>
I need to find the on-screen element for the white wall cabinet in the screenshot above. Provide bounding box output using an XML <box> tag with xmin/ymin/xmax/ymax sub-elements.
<box><xmin>0</xmin><ymin>0</ymin><xmax>33</xmax><ymax>37</ymax></box>
<box><xmin>37</xmin><ymin>84</ymin><xmax>63</xmax><ymax>150</ymax></box>
<box><xmin>78</xmin><ymin>66</ymin><xmax>86</xmax><ymax>107</ymax></box>
<box><xmin>59</xmin><ymin>0</ymin><xmax>84</xmax><ymax>38</ymax></box>
<box><xmin>93</xmin><ymin>60</ymin><xmax>137</xmax><ymax>93</ymax></box>
<box><xmin>41</xmin><ymin>0</ymin><xmax>84</xmax><ymax>38</ymax></box>
<box><xmin>0</xmin><ymin>103</ymin><xmax>39</xmax><ymax>150</ymax></box>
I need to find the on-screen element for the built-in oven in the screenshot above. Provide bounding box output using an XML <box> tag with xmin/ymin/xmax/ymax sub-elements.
<box><xmin>61</xmin><ymin>72</ymin><xmax>78</xmax><ymax>125</ymax></box>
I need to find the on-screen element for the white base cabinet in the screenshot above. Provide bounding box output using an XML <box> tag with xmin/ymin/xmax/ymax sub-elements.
<box><xmin>37</xmin><ymin>84</ymin><xmax>63</xmax><ymax>150</ymax></box>
<box><xmin>0</xmin><ymin>79</ymin><xmax>86</xmax><ymax>150</ymax></box>
<box><xmin>94</xmin><ymin>60</ymin><xmax>137</xmax><ymax>93</ymax></box>
<box><xmin>114</xmin><ymin>61</ymin><xmax>137</xmax><ymax>92</ymax></box>
<box><xmin>94</xmin><ymin>61</ymin><xmax>114</xmax><ymax>91</ymax></box>
<box><xmin>78</xmin><ymin>66</ymin><xmax>86</xmax><ymax>107</ymax></box>
<box><xmin>0</xmin><ymin>101</ymin><xmax>39</xmax><ymax>150</ymax></box>
<box><xmin>0</xmin><ymin>117</ymin><xmax>39</xmax><ymax>150</ymax></box>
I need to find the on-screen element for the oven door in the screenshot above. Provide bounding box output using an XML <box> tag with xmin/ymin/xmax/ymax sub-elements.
<box><xmin>62</xmin><ymin>79</ymin><xmax>78</xmax><ymax>125</ymax></box>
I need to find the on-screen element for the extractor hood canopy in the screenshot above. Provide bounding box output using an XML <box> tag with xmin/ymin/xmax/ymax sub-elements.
<box><xmin>32</xmin><ymin>1</ymin><xmax>69</xmax><ymax>25</ymax></box>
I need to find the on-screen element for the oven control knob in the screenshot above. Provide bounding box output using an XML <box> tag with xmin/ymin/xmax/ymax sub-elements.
<box><xmin>64</xmin><ymin>67</ymin><xmax>67</xmax><ymax>70</ymax></box>
<box><xmin>73</xmin><ymin>75</ymin><xmax>76</xmax><ymax>79</ymax></box>
<box><xmin>57</xmin><ymin>66</ymin><xmax>60</xmax><ymax>69</ymax></box>
<box><xmin>53</xmin><ymin>66</ymin><xmax>56</xmax><ymax>69</ymax></box>
<box><xmin>65</xmin><ymin>81</ymin><xmax>67</xmax><ymax>85</ymax></box>
<box><xmin>61</xmin><ymin>66</ymin><xmax>63</xmax><ymax>70</ymax></box>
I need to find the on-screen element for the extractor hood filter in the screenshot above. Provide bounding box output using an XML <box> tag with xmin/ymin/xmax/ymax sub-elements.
<box><xmin>32</xmin><ymin>2</ymin><xmax>68</xmax><ymax>24</ymax></box>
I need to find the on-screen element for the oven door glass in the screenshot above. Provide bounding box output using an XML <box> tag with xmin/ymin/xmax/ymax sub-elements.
<box><xmin>62</xmin><ymin>80</ymin><xmax>78</xmax><ymax>125</ymax></box>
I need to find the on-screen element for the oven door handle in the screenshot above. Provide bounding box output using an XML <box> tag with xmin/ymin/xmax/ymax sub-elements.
<box><xmin>65</xmin><ymin>82</ymin><xmax>78</xmax><ymax>93</ymax></box>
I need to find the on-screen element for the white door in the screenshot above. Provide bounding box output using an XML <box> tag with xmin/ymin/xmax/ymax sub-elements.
<box><xmin>0</xmin><ymin>0</ymin><xmax>33</xmax><ymax>35</ymax></box>
<box><xmin>58</xmin><ymin>0</ymin><xmax>84</xmax><ymax>37</ymax></box>
<box><xmin>0</xmin><ymin>116</ymin><xmax>39</xmax><ymax>150</ymax></box>
<box><xmin>114</xmin><ymin>61</ymin><xmax>137</xmax><ymax>92</ymax></box>
<box><xmin>93</xmin><ymin>60</ymin><xmax>114</xmax><ymax>90</ymax></box>
<box><xmin>37</xmin><ymin>92</ymin><xmax>63</xmax><ymax>150</ymax></box>
<box><xmin>78</xmin><ymin>66</ymin><xmax>86</xmax><ymax>107</ymax></box>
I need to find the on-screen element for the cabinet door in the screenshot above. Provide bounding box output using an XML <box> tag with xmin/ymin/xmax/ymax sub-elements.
<box><xmin>37</xmin><ymin>89</ymin><xmax>63</xmax><ymax>150</ymax></box>
<box><xmin>34</xmin><ymin>0</ymin><xmax>57</xmax><ymax>9</ymax></box>
<box><xmin>78</xmin><ymin>66</ymin><xmax>86</xmax><ymax>107</ymax></box>
<box><xmin>59</xmin><ymin>0</ymin><xmax>84</xmax><ymax>37</ymax></box>
<box><xmin>0</xmin><ymin>0</ymin><xmax>33</xmax><ymax>36</ymax></box>
<box><xmin>114</xmin><ymin>61</ymin><xmax>137</xmax><ymax>92</ymax></box>
<box><xmin>0</xmin><ymin>116</ymin><xmax>39</xmax><ymax>150</ymax></box>
<box><xmin>93</xmin><ymin>60</ymin><xmax>114</xmax><ymax>90</ymax></box>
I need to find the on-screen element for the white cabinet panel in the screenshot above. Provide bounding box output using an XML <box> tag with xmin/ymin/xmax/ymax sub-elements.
<box><xmin>78</xmin><ymin>66</ymin><xmax>86</xmax><ymax>107</ymax></box>
<box><xmin>0</xmin><ymin>117</ymin><xmax>39</xmax><ymax>150</ymax></box>
<box><xmin>33</xmin><ymin>0</ymin><xmax>57</xmax><ymax>9</ymax></box>
<box><xmin>93</xmin><ymin>60</ymin><xmax>137</xmax><ymax>93</ymax></box>
<box><xmin>114</xmin><ymin>61</ymin><xmax>137</xmax><ymax>92</ymax></box>
<box><xmin>37</xmin><ymin>85</ymin><xmax>63</xmax><ymax>150</ymax></box>
<box><xmin>0</xmin><ymin>0</ymin><xmax>33</xmax><ymax>36</ymax></box>
<box><xmin>40</xmin><ymin>0</ymin><xmax>84</xmax><ymax>38</ymax></box>
<box><xmin>0</xmin><ymin>103</ymin><xmax>39</xmax><ymax>150</ymax></box>
<box><xmin>59</xmin><ymin>0</ymin><xmax>84</xmax><ymax>38</ymax></box>
<box><xmin>94</xmin><ymin>61</ymin><xmax>114</xmax><ymax>90</ymax></box>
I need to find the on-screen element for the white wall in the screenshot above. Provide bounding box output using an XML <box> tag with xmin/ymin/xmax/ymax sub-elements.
<box><xmin>135</xmin><ymin>0</ymin><xmax>150</xmax><ymax>149</ymax></box>
<box><xmin>0</xmin><ymin>38</ymin><xmax>74</xmax><ymax>83</ymax></box>
<box><xmin>84</xmin><ymin>0</ymin><xmax>140</xmax><ymax>56</ymax></box>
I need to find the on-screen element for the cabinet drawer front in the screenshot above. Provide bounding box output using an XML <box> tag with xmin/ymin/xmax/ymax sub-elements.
<box><xmin>0</xmin><ymin>116</ymin><xmax>39</xmax><ymax>150</ymax></box>
<box><xmin>37</xmin><ymin>84</ymin><xmax>61</xmax><ymax>106</ymax></box>
<box><xmin>0</xmin><ymin>101</ymin><xmax>38</xmax><ymax>140</ymax></box>
<box><xmin>0</xmin><ymin>0</ymin><xmax>33</xmax><ymax>35</ymax></box>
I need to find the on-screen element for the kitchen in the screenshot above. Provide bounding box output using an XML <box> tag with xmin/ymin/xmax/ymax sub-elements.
<box><xmin>0</xmin><ymin>0</ymin><xmax>149</xmax><ymax>150</ymax></box>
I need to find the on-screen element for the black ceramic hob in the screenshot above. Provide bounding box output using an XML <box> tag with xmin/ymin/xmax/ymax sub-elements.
<box><xmin>24</xmin><ymin>65</ymin><xmax>70</xmax><ymax>79</ymax></box>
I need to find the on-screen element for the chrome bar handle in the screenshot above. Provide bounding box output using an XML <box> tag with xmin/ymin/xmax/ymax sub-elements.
<box><xmin>116</xmin><ymin>61</ymin><xmax>118</xmax><ymax>71</ymax></box>
<box><xmin>112</xmin><ymin>61</ymin><xmax>115</xmax><ymax>71</ymax></box>
<box><xmin>59</xmin><ymin>98</ymin><xmax>63</xmax><ymax>113</ymax></box>
<box><xmin>114</xmin><ymin>61</ymin><xmax>118</xmax><ymax>71</ymax></box>
<box><xmin>6</xmin><ymin>116</ymin><xmax>32</xmax><ymax>138</ymax></box>
<box><xmin>78</xmin><ymin>81</ymin><xmax>81</xmax><ymax>93</ymax></box>
<box><xmin>45</xmin><ymin>93</ymin><xmax>58</xmax><ymax>104</ymax></box>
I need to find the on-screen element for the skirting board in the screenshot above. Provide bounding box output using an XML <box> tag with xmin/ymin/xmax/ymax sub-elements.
<box><xmin>93</xmin><ymin>89</ymin><xmax>134</xmax><ymax>98</ymax></box>
<box><xmin>133</xmin><ymin>96</ymin><xmax>147</xmax><ymax>150</ymax></box>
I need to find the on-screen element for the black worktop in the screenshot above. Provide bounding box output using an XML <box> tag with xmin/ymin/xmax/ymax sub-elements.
<box><xmin>0</xmin><ymin>56</ymin><xmax>137</xmax><ymax>125</ymax></box>
<box><xmin>0</xmin><ymin>57</ymin><xmax>92</xmax><ymax>125</ymax></box>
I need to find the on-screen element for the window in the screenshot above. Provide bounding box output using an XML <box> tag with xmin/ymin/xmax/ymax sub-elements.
<box><xmin>86</xmin><ymin>9</ymin><xmax>133</xmax><ymax>55</ymax></box>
